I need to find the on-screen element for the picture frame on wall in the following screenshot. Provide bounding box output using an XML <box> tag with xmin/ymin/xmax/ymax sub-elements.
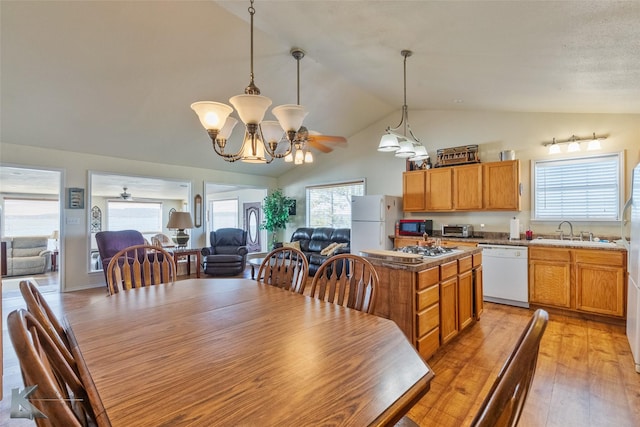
<box><xmin>67</xmin><ymin>187</ymin><xmax>85</xmax><ymax>209</ymax></box>
<box><xmin>194</xmin><ymin>194</ymin><xmax>202</xmax><ymax>228</ymax></box>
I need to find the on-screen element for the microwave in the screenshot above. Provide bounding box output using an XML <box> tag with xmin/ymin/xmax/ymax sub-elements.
<box><xmin>441</xmin><ymin>224</ymin><xmax>474</xmax><ymax>238</ymax></box>
<box><xmin>398</xmin><ymin>219</ymin><xmax>433</xmax><ymax>236</ymax></box>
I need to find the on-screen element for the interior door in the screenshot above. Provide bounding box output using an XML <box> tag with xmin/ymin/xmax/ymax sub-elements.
<box><xmin>243</xmin><ymin>202</ymin><xmax>261</xmax><ymax>252</ymax></box>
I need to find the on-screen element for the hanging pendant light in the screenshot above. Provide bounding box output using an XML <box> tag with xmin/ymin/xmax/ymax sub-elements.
<box><xmin>378</xmin><ymin>50</ymin><xmax>429</xmax><ymax>162</ymax></box>
<box><xmin>190</xmin><ymin>0</ymin><xmax>307</xmax><ymax>163</ymax></box>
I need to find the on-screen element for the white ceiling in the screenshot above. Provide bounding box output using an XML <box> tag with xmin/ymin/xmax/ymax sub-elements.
<box><xmin>2</xmin><ymin>1</ymin><xmax>640</xmax><ymax>180</ymax></box>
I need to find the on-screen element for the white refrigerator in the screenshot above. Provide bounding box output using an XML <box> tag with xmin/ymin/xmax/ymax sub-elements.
<box><xmin>351</xmin><ymin>195</ymin><xmax>402</xmax><ymax>255</ymax></box>
<box><xmin>624</xmin><ymin>162</ymin><xmax>640</xmax><ymax>373</ymax></box>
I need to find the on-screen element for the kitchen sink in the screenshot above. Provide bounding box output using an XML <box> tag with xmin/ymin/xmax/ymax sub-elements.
<box><xmin>528</xmin><ymin>238</ymin><xmax>619</xmax><ymax>248</ymax></box>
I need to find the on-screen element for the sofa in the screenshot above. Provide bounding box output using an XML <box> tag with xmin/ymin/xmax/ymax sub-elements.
<box><xmin>1</xmin><ymin>236</ymin><xmax>52</xmax><ymax>277</ymax></box>
<box><xmin>284</xmin><ymin>227</ymin><xmax>350</xmax><ymax>276</ymax></box>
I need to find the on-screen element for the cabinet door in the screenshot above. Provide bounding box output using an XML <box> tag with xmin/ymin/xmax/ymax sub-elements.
<box><xmin>426</xmin><ymin>168</ymin><xmax>453</xmax><ymax>211</ymax></box>
<box><xmin>575</xmin><ymin>263</ymin><xmax>625</xmax><ymax>317</ymax></box>
<box><xmin>440</xmin><ymin>277</ymin><xmax>458</xmax><ymax>344</ymax></box>
<box><xmin>473</xmin><ymin>265</ymin><xmax>483</xmax><ymax>320</ymax></box>
<box><xmin>458</xmin><ymin>270</ymin><xmax>474</xmax><ymax>330</ymax></box>
<box><xmin>529</xmin><ymin>259</ymin><xmax>571</xmax><ymax>308</ymax></box>
<box><xmin>453</xmin><ymin>164</ymin><xmax>482</xmax><ymax>210</ymax></box>
<box><xmin>483</xmin><ymin>160</ymin><xmax>521</xmax><ymax>210</ymax></box>
<box><xmin>402</xmin><ymin>170</ymin><xmax>427</xmax><ymax>211</ymax></box>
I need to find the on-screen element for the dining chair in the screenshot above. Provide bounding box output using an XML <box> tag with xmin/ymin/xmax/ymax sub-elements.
<box><xmin>106</xmin><ymin>244</ymin><xmax>176</xmax><ymax>295</ymax></box>
<box><xmin>8</xmin><ymin>309</ymin><xmax>98</xmax><ymax>426</ymax></box>
<box><xmin>309</xmin><ymin>253</ymin><xmax>379</xmax><ymax>314</ymax></box>
<box><xmin>257</xmin><ymin>246</ymin><xmax>309</xmax><ymax>294</ymax></box>
<box><xmin>470</xmin><ymin>308</ymin><xmax>549</xmax><ymax>427</ymax></box>
<box><xmin>19</xmin><ymin>280</ymin><xmax>76</xmax><ymax>368</ymax></box>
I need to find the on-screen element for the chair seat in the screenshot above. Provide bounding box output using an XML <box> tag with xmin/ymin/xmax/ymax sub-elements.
<box><xmin>205</xmin><ymin>254</ymin><xmax>243</xmax><ymax>263</ymax></box>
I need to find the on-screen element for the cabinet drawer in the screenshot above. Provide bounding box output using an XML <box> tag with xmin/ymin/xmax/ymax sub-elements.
<box><xmin>416</xmin><ymin>303</ymin><xmax>439</xmax><ymax>337</ymax></box>
<box><xmin>417</xmin><ymin>284</ymin><xmax>439</xmax><ymax>310</ymax></box>
<box><xmin>458</xmin><ymin>256</ymin><xmax>472</xmax><ymax>273</ymax></box>
<box><xmin>529</xmin><ymin>247</ymin><xmax>571</xmax><ymax>262</ymax></box>
<box><xmin>416</xmin><ymin>327</ymin><xmax>440</xmax><ymax>360</ymax></box>
<box><xmin>417</xmin><ymin>267</ymin><xmax>439</xmax><ymax>290</ymax></box>
<box><xmin>574</xmin><ymin>249</ymin><xmax>625</xmax><ymax>267</ymax></box>
<box><xmin>473</xmin><ymin>252</ymin><xmax>482</xmax><ymax>267</ymax></box>
<box><xmin>441</xmin><ymin>260</ymin><xmax>457</xmax><ymax>279</ymax></box>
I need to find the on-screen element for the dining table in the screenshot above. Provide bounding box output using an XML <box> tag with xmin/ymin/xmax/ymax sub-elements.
<box><xmin>64</xmin><ymin>278</ymin><xmax>434</xmax><ymax>426</ymax></box>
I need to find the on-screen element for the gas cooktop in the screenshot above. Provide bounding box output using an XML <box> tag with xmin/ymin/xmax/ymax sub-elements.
<box><xmin>396</xmin><ymin>245</ymin><xmax>462</xmax><ymax>258</ymax></box>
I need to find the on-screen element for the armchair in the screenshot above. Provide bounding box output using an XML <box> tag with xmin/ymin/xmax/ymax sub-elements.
<box><xmin>95</xmin><ymin>230</ymin><xmax>145</xmax><ymax>281</ymax></box>
<box><xmin>201</xmin><ymin>228</ymin><xmax>248</xmax><ymax>276</ymax></box>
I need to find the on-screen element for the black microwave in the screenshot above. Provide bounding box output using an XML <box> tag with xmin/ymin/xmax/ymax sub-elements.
<box><xmin>398</xmin><ymin>219</ymin><xmax>433</xmax><ymax>236</ymax></box>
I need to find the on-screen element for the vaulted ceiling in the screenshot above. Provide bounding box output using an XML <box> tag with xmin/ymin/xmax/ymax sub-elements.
<box><xmin>2</xmin><ymin>1</ymin><xmax>639</xmax><ymax>179</ymax></box>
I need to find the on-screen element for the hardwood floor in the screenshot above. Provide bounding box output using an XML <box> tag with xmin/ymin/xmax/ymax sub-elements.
<box><xmin>2</xmin><ymin>272</ymin><xmax>639</xmax><ymax>426</ymax></box>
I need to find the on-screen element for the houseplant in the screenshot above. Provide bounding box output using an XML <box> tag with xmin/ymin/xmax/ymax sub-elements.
<box><xmin>261</xmin><ymin>189</ymin><xmax>295</xmax><ymax>248</ymax></box>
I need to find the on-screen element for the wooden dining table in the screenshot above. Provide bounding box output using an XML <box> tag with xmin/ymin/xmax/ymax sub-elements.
<box><xmin>64</xmin><ymin>278</ymin><xmax>434</xmax><ymax>426</ymax></box>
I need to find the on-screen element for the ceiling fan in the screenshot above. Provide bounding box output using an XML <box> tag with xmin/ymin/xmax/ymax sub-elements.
<box><xmin>120</xmin><ymin>187</ymin><xmax>132</xmax><ymax>201</ymax></box>
<box><xmin>287</xmin><ymin>48</ymin><xmax>347</xmax><ymax>162</ymax></box>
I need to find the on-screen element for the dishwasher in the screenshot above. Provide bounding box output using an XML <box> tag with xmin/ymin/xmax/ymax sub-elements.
<box><xmin>478</xmin><ymin>244</ymin><xmax>529</xmax><ymax>308</ymax></box>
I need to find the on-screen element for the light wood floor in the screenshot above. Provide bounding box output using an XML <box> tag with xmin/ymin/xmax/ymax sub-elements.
<box><xmin>2</xmin><ymin>272</ymin><xmax>639</xmax><ymax>426</ymax></box>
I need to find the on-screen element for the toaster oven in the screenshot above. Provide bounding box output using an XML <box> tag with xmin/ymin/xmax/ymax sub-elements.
<box><xmin>441</xmin><ymin>224</ymin><xmax>474</xmax><ymax>238</ymax></box>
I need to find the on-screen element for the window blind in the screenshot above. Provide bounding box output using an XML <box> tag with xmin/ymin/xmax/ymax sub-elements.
<box><xmin>306</xmin><ymin>181</ymin><xmax>365</xmax><ymax>228</ymax></box>
<box><xmin>533</xmin><ymin>153</ymin><xmax>621</xmax><ymax>221</ymax></box>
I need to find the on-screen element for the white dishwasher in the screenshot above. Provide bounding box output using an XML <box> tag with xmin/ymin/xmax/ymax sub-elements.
<box><xmin>479</xmin><ymin>244</ymin><xmax>529</xmax><ymax>308</ymax></box>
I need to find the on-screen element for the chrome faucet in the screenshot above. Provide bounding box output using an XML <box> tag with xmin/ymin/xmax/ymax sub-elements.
<box><xmin>556</xmin><ymin>221</ymin><xmax>574</xmax><ymax>240</ymax></box>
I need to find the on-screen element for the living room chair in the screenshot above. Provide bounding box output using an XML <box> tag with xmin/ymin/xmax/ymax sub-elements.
<box><xmin>257</xmin><ymin>246</ymin><xmax>309</xmax><ymax>294</ymax></box>
<box><xmin>201</xmin><ymin>228</ymin><xmax>249</xmax><ymax>276</ymax></box>
<box><xmin>150</xmin><ymin>233</ymin><xmax>175</xmax><ymax>248</ymax></box>
<box><xmin>470</xmin><ymin>308</ymin><xmax>549</xmax><ymax>427</ymax></box>
<box><xmin>95</xmin><ymin>229</ymin><xmax>146</xmax><ymax>281</ymax></box>
<box><xmin>309</xmin><ymin>253</ymin><xmax>379</xmax><ymax>314</ymax></box>
<box><xmin>105</xmin><ymin>244</ymin><xmax>176</xmax><ymax>295</ymax></box>
<box><xmin>8</xmin><ymin>309</ymin><xmax>98</xmax><ymax>426</ymax></box>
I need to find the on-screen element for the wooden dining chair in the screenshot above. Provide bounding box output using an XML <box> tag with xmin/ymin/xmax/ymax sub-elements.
<box><xmin>309</xmin><ymin>253</ymin><xmax>379</xmax><ymax>314</ymax></box>
<box><xmin>106</xmin><ymin>244</ymin><xmax>176</xmax><ymax>295</ymax></box>
<box><xmin>470</xmin><ymin>308</ymin><xmax>549</xmax><ymax>427</ymax></box>
<box><xmin>8</xmin><ymin>309</ymin><xmax>98</xmax><ymax>426</ymax></box>
<box><xmin>257</xmin><ymin>246</ymin><xmax>309</xmax><ymax>294</ymax></box>
<box><xmin>19</xmin><ymin>280</ymin><xmax>77</xmax><ymax>369</ymax></box>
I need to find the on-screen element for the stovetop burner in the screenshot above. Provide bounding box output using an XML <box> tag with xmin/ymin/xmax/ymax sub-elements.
<box><xmin>396</xmin><ymin>245</ymin><xmax>455</xmax><ymax>257</ymax></box>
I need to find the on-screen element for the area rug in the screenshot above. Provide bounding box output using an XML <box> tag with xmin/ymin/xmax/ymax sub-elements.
<box><xmin>2</xmin><ymin>276</ymin><xmax>38</xmax><ymax>291</ymax></box>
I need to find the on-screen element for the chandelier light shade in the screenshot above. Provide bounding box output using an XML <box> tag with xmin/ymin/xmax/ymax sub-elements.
<box><xmin>190</xmin><ymin>0</ymin><xmax>306</xmax><ymax>163</ymax></box>
<box><xmin>378</xmin><ymin>49</ymin><xmax>429</xmax><ymax>162</ymax></box>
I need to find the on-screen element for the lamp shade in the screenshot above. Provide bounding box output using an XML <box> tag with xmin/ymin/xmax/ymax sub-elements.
<box><xmin>240</xmin><ymin>134</ymin><xmax>268</xmax><ymax>163</ymax></box>
<box><xmin>409</xmin><ymin>145</ymin><xmax>429</xmax><ymax>161</ymax></box>
<box><xmin>229</xmin><ymin>94</ymin><xmax>272</xmax><ymax>125</ymax></box>
<box><xmin>51</xmin><ymin>230</ymin><xmax>59</xmax><ymax>240</ymax></box>
<box><xmin>190</xmin><ymin>102</ymin><xmax>233</xmax><ymax>131</ymax></box>
<box><xmin>378</xmin><ymin>134</ymin><xmax>400</xmax><ymax>152</ymax></box>
<box><xmin>218</xmin><ymin>117</ymin><xmax>238</xmax><ymax>140</ymax></box>
<box><xmin>167</xmin><ymin>212</ymin><xmax>194</xmax><ymax>230</ymax></box>
<box><xmin>394</xmin><ymin>141</ymin><xmax>416</xmax><ymax>158</ymax></box>
<box><xmin>261</xmin><ymin>121</ymin><xmax>284</xmax><ymax>143</ymax></box>
<box><xmin>272</xmin><ymin>104</ymin><xmax>308</xmax><ymax>132</ymax></box>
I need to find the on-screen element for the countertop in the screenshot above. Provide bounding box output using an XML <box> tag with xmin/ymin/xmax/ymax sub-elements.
<box><xmin>362</xmin><ymin>246</ymin><xmax>482</xmax><ymax>272</ymax></box>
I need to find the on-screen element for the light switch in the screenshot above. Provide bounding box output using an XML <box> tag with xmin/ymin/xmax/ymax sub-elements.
<box><xmin>66</xmin><ymin>217</ymin><xmax>81</xmax><ymax>225</ymax></box>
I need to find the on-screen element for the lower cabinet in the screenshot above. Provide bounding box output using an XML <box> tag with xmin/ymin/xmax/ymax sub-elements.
<box><xmin>529</xmin><ymin>247</ymin><xmax>627</xmax><ymax>319</ymax></box>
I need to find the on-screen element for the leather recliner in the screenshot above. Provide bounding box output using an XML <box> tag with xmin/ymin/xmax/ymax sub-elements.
<box><xmin>201</xmin><ymin>228</ymin><xmax>249</xmax><ymax>276</ymax></box>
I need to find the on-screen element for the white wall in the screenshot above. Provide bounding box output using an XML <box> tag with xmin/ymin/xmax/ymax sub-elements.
<box><xmin>0</xmin><ymin>143</ymin><xmax>277</xmax><ymax>291</ymax></box>
<box><xmin>277</xmin><ymin>109</ymin><xmax>640</xmax><ymax>240</ymax></box>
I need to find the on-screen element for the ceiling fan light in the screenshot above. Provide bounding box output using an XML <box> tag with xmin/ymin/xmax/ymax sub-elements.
<box><xmin>284</xmin><ymin>152</ymin><xmax>293</xmax><ymax>162</ymax></box>
<box><xmin>229</xmin><ymin>94</ymin><xmax>272</xmax><ymax>125</ymax></box>
<box><xmin>294</xmin><ymin>149</ymin><xmax>304</xmax><ymax>164</ymax></box>
<box><xmin>394</xmin><ymin>141</ymin><xmax>416</xmax><ymax>158</ymax></box>
<box><xmin>304</xmin><ymin>150</ymin><xmax>313</xmax><ymax>163</ymax></box>
<box><xmin>409</xmin><ymin>145</ymin><xmax>429</xmax><ymax>161</ymax></box>
<box><xmin>272</xmin><ymin>104</ymin><xmax>308</xmax><ymax>132</ymax></box>
<box><xmin>261</xmin><ymin>121</ymin><xmax>284</xmax><ymax>143</ymax></box>
<box><xmin>378</xmin><ymin>134</ymin><xmax>400</xmax><ymax>152</ymax></box>
<box><xmin>190</xmin><ymin>101</ymin><xmax>233</xmax><ymax>130</ymax></box>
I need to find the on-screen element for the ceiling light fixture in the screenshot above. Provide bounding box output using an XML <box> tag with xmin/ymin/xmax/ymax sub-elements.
<box><xmin>120</xmin><ymin>187</ymin><xmax>132</xmax><ymax>201</ymax></box>
<box><xmin>284</xmin><ymin>48</ymin><xmax>313</xmax><ymax>165</ymax></box>
<box><xmin>378</xmin><ymin>50</ymin><xmax>429</xmax><ymax>162</ymax></box>
<box><xmin>190</xmin><ymin>0</ymin><xmax>307</xmax><ymax>163</ymax></box>
<box><xmin>543</xmin><ymin>133</ymin><xmax>606</xmax><ymax>155</ymax></box>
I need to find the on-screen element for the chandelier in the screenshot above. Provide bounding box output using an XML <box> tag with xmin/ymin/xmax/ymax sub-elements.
<box><xmin>377</xmin><ymin>50</ymin><xmax>429</xmax><ymax>161</ymax></box>
<box><xmin>190</xmin><ymin>0</ymin><xmax>307</xmax><ymax>163</ymax></box>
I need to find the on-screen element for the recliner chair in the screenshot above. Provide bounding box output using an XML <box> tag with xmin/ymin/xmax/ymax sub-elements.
<box><xmin>201</xmin><ymin>228</ymin><xmax>249</xmax><ymax>276</ymax></box>
<box><xmin>95</xmin><ymin>230</ymin><xmax>146</xmax><ymax>282</ymax></box>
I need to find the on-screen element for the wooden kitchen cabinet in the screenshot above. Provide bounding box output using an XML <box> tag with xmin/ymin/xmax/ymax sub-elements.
<box><xmin>415</xmin><ymin>267</ymin><xmax>440</xmax><ymax>359</ymax></box>
<box><xmin>426</xmin><ymin>168</ymin><xmax>453</xmax><ymax>210</ymax></box>
<box><xmin>453</xmin><ymin>164</ymin><xmax>483</xmax><ymax>210</ymax></box>
<box><xmin>457</xmin><ymin>257</ymin><xmax>474</xmax><ymax>330</ymax></box>
<box><xmin>529</xmin><ymin>247</ymin><xmax>571</xmax><ymax>308</ymax></box>
<box><xmin>402</xmin><ymin>170</ymin><xmax>427</xmax><ymax>211</ymax></box>
<box><xmin>440</xmin><ymin>277</ymin><xmax>458</xmax><ymax>344</ymax></box>
<box><xmin>482</xmin><ymin>160</ymin><xmax>521</xmax><ymax>210</ymax></box>
<box><xmin>394</xmin><ymin>236</ymin><xmax>423</xmax><ymax>248</ymax></box>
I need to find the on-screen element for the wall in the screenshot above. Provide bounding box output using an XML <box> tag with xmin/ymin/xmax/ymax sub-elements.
<box><xmin>0</xmin><ymin>143</ymin><xmax>276</xmax><ymax>291</ymax></box>
<box><xmin>277</xmin><ymin>109</ymin><xmax>640</xmax><ymax>240</ymax></box>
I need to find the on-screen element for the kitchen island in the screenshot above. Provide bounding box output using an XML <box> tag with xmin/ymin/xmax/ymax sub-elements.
<box><xmin>361</xmin><ymin>246</ymin><xmax>483</xmax><ymax>360</ymax></box>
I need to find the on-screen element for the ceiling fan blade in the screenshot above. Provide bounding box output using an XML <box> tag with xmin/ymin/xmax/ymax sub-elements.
<box><xmin>308</xmin><ymin>135</ymin><xmax>347</xmax><ymax>146</ymax></box>
<box><xmin>307</xmin><ymin>140</ymin><xmax>333</xmax><ymax>153</ymax></box>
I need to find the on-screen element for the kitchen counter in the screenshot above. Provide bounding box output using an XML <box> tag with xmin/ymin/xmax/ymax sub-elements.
<box><xmin>361</xmin><ymin>246</ymin><xmax>482</xmax><ymax>272</ymax></box>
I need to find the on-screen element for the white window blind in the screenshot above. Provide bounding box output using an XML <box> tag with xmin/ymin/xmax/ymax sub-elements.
<box><xmin>211</xmin><ymin>199</ymin><xmax>238</xmax><ymax>230</ymax></box>
<box><xmin>533</xmin><ymin>153</ymin><xmax>621</xmax><ymax>221</ymax></box>
<box><xmin>306</xmin><ymin>181</ymin><xmax>365</xmax><ymax>228</ymax></box>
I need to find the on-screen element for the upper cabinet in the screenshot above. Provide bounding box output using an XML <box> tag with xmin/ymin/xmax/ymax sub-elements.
<box><xmin>402</xmin><ymin>160</ymin><xmax>521</xmax><ymax>212</ymax></box>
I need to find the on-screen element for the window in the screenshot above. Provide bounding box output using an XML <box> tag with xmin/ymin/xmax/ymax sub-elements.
<box><xmin>107</xmin><ymin>201</ymin><xmax>162</xmax><ymax>232</ymax></box>
<box><xmin>211</xmin><ymin>199</ymin><xmax>238</xmax><ymax>230</ymax></box>
<box><xmin>306</xmin><ymin>181</ymin><xmax>365</xmax><ymax>228</ymax></box>
<box><xmin>3</xmin><ymin>198</ymin><xmax>59</xmax><ymax>237</ymax></box>
<box><xmin>532</xmin><ymin>153</ymin><xmax>622</xmax><ymax>221</ymax></box>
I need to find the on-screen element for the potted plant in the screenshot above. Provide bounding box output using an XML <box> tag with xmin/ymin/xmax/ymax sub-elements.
<box><xmin>261</xmin><ymin>189</ymin><xmax>295</xmax><ymax>248</ymax></box>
